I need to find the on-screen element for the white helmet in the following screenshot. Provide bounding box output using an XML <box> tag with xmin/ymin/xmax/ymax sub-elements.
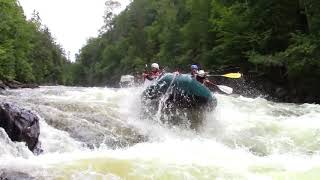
<box><xmin>198</xmin><ymin>70</ymin><xmax>206</xmax><ymax>77</ymax></box>
<box><xmin>151</xmin><ymin>63</ymin><xmax>159</xmax><ymax>69</ymax></box>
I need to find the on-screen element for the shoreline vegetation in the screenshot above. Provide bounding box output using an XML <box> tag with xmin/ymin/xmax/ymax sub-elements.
<box><xmin>1</xmin><ymin>0</ymin><xmax>320</xmax><ymax>104</ymax></box>
<box><xmin>0</xmin><ymin>0</ymin><xmax>73</xmax><ymax>87</ymax></box>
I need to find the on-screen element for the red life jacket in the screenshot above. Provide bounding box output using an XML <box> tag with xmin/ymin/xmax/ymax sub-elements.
<box><xmin>151</xmin><ymin>71</ymin><xmax>161</xmax><ymax>78</ymax></box>
<box><xmin>144</xmin><ymin>70</ymin><xmax>161</xmax><ymax>81</ymax></box>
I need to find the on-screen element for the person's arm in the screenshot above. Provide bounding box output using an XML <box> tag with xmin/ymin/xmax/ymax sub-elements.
<box><xmin>146</xmin><ymin>76</ymin><xmax>154</xmax><ymax>80</ymax></box>
<box><xmin>143</xmin><ymin>73</ymin><xmax>154</xmax><ymax>80</ymax></box>
<box><xmin>204</xmin><ymin>79</ymin><xmax>215</xmax><ymax>86</ymax></box>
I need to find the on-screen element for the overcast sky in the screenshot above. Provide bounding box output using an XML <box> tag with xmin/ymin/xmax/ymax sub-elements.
<box><xmin>19</xmin><ymin>0</ymin><xmax>130</xmax><ymax>61</ymax></box>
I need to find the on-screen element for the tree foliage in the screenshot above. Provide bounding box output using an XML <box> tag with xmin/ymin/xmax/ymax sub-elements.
<box><xmin>0</xmin><ymin>0</ymin><xmax>70</xmax><ymax>84</ymax></box>
<box><xmin>71</xmin><ymin>0</ymin><xmax>320</xmax><ymax>99</ymax></box>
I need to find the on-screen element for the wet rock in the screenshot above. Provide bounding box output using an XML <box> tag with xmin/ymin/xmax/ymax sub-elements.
<box><xmin>0</xmin><ymin>170</ymin><xmax>34</xmax><ymax>180</ymax></box>
<box><xmin>0</xmin><ymin>80</ymin><xmax>7</xmax><ymax>90</ymax></box>
<box><xmin>3</xmin><ymin>80</ymin><xmax>22</xmax><ymax>89</ymax></box>
<box><xmin>20</xmin><ymin>84</ymin><xmax>39</xmax><ymax>89</ymax></box>
<box><xmin>0</xmin><ymin>103</ymin><xmax>42</xmax><ymax>154</ymax></box>
<box><xmin>275</xmin><ymin>87</ymin><xmax>287</xmax><ymax>98</ymax></box>
<box><xmin>2</xmin><ymin>79</ymin><xmax>39</xmax><ymax>89</ymax></box>
<box><xmin>37</xmin><ymin>106</ymin><xmax>148</xmax><ymax>150</ymax></box>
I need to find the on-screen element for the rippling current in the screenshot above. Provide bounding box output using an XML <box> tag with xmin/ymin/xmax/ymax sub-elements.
<box><xmin>1</xmin><ymin>86</ymin><xmax>320</xmax><ymax>179</ymax></box>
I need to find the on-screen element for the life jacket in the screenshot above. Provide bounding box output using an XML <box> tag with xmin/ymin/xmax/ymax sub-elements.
<box><xmin>151</xmin><ymin>71</ymin><xmax>161</xmax><ymax>78</ymax></box>
<box><xmin>196</xmin><ymin>76</ymin><xmax>206</xmax><ymax>84</ymax></box>
<box><xmin>145</xmin><ymin>70</ymin><xmax>161</xmax><ymax>81</ymax></box>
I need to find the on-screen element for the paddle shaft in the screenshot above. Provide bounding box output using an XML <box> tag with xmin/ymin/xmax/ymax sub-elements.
<box><xmin>204</xmin><ymin>80</ymin><xmax>233</xmax><ymax>94</ymax></box>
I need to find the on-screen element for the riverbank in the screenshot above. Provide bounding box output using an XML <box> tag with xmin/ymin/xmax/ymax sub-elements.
<box><xmin>213</xmin><ymin>74</ymin><xmax>319</xmax><ymax>104</ymax></box>
<box><xmin>0</xmin><ymin>79</ymin><xmax>39</xmax><ymax>90</ymax></box>
<box><xmin>1</xmin><ymin>74</ymin><xmax>318</xmax><ymax>105</ymax></box>
<box><xmin>100</xmin><ymin>72</ymin><xmax>319</xmax><ymax>105</ymax></box>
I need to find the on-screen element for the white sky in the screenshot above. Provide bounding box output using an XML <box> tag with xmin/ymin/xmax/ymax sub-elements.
<box><xmin>19</xmin><ymin>0</ymin><xmax>130</xmax><ymax>61</ymax></box>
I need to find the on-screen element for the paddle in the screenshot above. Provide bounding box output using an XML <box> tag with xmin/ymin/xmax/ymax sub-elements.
<box><xmin>207</xmin><ymin>72</ymin><xmax>242</xmax><ymax>79</ymax></box>
<box><xmin>215</xmin><ymin>85</ymin><xmax>233</xmax><ymax>94</ymax></box>
<box><xmin>204</xmin><ymin>80</ymin><xmax>233</xmax><ymax>94</ymax></box>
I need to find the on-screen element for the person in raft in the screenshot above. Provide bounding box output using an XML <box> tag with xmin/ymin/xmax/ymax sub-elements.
<box><xmin>196</xmin><ymin>70</ymin><xmax>216</xmax><ymax>87</ymax></box>
<box><xmin>190</xmin><ymin>64</ymin><xmax>199</xmax><ymax>78</ymax></box>
<box><xmin>143</xmin><ymin>63</ymin><xmax>162</xmax><ymax>81</ymax></box>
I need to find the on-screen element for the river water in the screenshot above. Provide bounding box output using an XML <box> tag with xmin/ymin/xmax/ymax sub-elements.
<box><xmin>1</xmin><ymin>86</ymin><xmax>320</xmax><ymax>179</ymax></box>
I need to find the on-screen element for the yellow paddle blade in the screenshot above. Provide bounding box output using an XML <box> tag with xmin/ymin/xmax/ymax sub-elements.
<box><xmin>221</xmin><ymin>73</ymin><xmax>242</xmax><ymax>78</ymax></box>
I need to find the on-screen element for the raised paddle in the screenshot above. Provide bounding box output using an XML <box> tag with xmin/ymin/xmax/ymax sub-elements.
<box><xmin>207</xmin><ymin>72</ymin><xmax>242</xmax><ymax>79</ymax></box>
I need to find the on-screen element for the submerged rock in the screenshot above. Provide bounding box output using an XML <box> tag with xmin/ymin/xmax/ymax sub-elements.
<box><xmin>0</xmin><ymin>170</ymin><xmax>34</xmax><ymax>180</ymax></box>
<box><xmin>0</xmin><ymin>103</ymin><xmax>42</xmax><ymax>154</ymax></box>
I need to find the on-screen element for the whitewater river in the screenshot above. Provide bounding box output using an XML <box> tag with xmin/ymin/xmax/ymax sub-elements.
<box><xmin>1</xmin><ymin>86</ymin><xmax>320</xmax><ymax>179</ymax></box>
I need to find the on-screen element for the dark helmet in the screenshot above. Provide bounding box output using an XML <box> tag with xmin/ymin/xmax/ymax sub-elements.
<box><xmin>191</xmin><ymin>64</ymin><xmax>198</xmax><ymax>70</ymax></box>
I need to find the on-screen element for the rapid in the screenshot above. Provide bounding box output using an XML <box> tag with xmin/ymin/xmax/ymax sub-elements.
<box><xmin>1</xmin><ymin>86</ymin><xmax>320</xmax><ymax>179</ymax></box>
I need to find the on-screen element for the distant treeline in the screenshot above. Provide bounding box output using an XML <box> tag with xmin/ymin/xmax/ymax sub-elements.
<box><xmin>74</xmin><ymin>0</ymin><xmax>320</xmax><ymax>101</ymax></box>
<box><xmin>0</xmin><ymin>0</ymin><xmax>72</xmax><ymax>84</ymax></box>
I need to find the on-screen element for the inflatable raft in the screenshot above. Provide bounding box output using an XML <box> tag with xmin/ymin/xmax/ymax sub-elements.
<box><xmin>142</xmin><ymin>73</ymin><xmax>217</xmax><ymax>111</ymax></box>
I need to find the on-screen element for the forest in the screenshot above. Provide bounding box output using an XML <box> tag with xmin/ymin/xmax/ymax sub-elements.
<box><xmin>74</xmin><ymin>0</ymin><xmax>320</xmax><ymax>102</ymax></box>
<box><xmin>0</xmin><ymin>0</ymin><xmax>72</xmax><ymax>85</ymax></box>
<box><xmin>1</xmin><ymin>0</ymin><xmax>320</xmax><ymax>102</ymax></box>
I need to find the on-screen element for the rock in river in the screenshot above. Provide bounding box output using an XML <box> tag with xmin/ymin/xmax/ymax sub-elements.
<box><xmin>0</xmin><ymin>103</ymin><xmax>42</xmax><ymax>154</ymax></box>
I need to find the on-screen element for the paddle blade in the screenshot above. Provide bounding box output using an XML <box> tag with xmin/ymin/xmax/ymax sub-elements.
<box><xmin>216</xmin><ymin>85</ymin><xmax>233</xmax><ymax>94</ymax></box>
<box><xmin>221</xmin><ymin>73</ymin><xmax>242</xmax><ymax>78</ymax></box>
